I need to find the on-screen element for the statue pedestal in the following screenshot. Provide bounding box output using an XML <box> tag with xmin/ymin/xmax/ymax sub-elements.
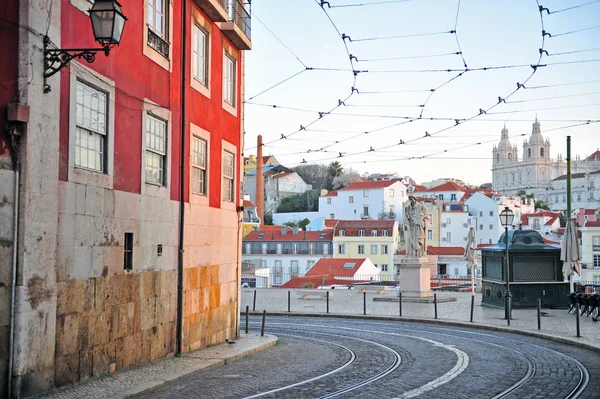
<box><xmin>398</xmin><ymin>256</ymin><xmax>433</xmax><ymax>298</ymax></box>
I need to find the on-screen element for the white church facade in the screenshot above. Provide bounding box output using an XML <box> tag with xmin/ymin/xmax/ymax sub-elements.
<box><xmin>491</xmin><ymin>119</ymin><xmax>599</xmax><ymax>206</ymax></box>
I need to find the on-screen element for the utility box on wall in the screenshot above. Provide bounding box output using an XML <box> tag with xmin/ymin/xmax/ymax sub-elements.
<box><xmin>481</xmin><ymin>230</ymin><xmax>568</xmax><ymax>308</ymax></box>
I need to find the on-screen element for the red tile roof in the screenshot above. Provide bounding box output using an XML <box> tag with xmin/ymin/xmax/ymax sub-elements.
<box><xmin>243</xmin><ymin>200</ymin><xmax>255</xmax><ymax>208</ymax></box>
<box><xmin>306</xmin><ymin>258</ymin><xmax>370</xmax><ymax>277</ymax></box>
<box><xmin>582</xmin><ymin>208</ymin><xmax>597</xmax><ymax>215</ymax></box>
<box><xmin>336</xmin><ymin>220</ymin><xmax>396</xmax><ymax>229</ymax></box>
<box><xmin>255</xmin><ymin>225</ymin><xmax>292</xmax><ymax>233</ymax></box>
<box><xmin>584</xmin><ymin>221</ymin><xmax>600</xmax><ymax>227</ymax></box>
<box><xmin>323</xmin><ymin>190</ymin><xmax>338</xmax><ymax>197</ymax></box>
<box><xmin>544</xmin><ymin>216</ymin><xmax>559</xmax><ymax>226</ymax></box>
<box><xmin>397</xmin><ymin>247</ymin><xmax>464</xmax><ymax>255</ymax></box>
<box><xmin>244</xmin><ymin>228</ymin><xmax>333</xmax><ymax>242</ymax></box>
<box><xmin>324</xmin><ymin>219</ymin><xmax>340</xmax><ymax>228</ymax></box>
<box><xmin>543</xmin><ymin>238</ymin><xmax>560</xmax><ymax>245</ymax></box>
<box><xmin>424</xmin><ymin>182</ymin><xmax>467</xmax><ymax>193</ymax></box>
<box><xmin>341</xmin><ymin>180</ymin><xmax>397</xmax><ymax>190</ymax></box>
<box><xmin>477</xmin><ymin>243</ymin><xmax>494</xmax><ymax>248</ymax></box>
<box><xmin>412</xmin><ymin>184</ymin><xmax>427</xmax><ymax>192</ymax></box>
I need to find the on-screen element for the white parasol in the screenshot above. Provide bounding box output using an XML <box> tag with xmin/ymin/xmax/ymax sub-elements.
<box><xmin>560</xmin><ymin>218</ymin><xmax>581</xmax><ymax>293</ymax></box>
<box><xmin>464</xmin><ymin>227</ymin><xmax>478</xmax><ymax>295</ymax></box>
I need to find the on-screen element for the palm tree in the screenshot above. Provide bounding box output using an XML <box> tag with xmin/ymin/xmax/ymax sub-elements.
<box><xmin>326</xmin><ymin>161</ymin><xmax>343</xmax><ymax>190</ymax></box>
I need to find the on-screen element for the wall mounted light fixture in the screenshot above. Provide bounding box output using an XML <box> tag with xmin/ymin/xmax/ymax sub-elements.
<box><xmin>43</xmin><ymin>0</ymin><xmax>127</xmax><ymax>93</ymax></box>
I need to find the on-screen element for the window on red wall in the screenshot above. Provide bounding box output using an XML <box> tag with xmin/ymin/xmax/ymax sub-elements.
<box><xmin>75</xmin><ymin>80</ymin><xmax>108</xmax><ymax>173</ymax></box>
<box><xmin>223</xmin><ymin>52</ymin><xmax>236</xmax><ymax>107</ymax></box>
<box><xmin>192</xmin><ymin>23</ymin><xmax>209</xmax><ymax>87</ymax></box>
<box><xmin>191</xmin><ymin>136</ymin><xmax>207</xmax><ymax>195</ymax></box>
<box><xmin>223</xmin><ymin>151</ymin><xmax>235</xmax><ymax>201</ymax></box>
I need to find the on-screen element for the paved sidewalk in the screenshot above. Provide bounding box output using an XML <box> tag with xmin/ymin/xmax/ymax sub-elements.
<box><xmin>33</xmin><ymin>333</ymin><xmax>278</xmax><ymax>399</ymax></box>
<box><xmin>241</xmin><ymin>288</ymin><xmax>600</xmax><ymax>352</ymax></box>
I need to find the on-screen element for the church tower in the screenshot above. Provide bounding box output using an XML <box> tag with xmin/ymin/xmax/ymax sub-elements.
<box><xmin>492</xmin><ymin>124</ymin><xmax>518</xmax><ymax>191</ymax></box>
<box><xmin>522</xmin><ymin>117</ymin><xmax>551</xmax><ymax>188</ymax></box>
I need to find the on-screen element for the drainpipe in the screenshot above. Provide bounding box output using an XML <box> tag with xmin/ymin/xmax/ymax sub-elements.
<box><xmin>176</xmin><ymin>0</ymin><xmax>188</xmax><ymax>356</ymax></box>
<box><xmin>7</xmin><ymin>126</ymin><xmax>21</xmax><ymax>399</ymax></box>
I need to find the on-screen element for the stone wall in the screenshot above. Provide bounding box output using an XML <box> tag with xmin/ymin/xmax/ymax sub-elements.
<box><xmin>0</xmin><ymin>168</ymin><xmax>16</xmax><ymax>398</ymax></box>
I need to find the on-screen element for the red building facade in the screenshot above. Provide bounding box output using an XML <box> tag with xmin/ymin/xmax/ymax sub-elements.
<box><xmin>0</xmin><ymin>0</ymin><xmax>250</xmax><ymax>396</ymax></box>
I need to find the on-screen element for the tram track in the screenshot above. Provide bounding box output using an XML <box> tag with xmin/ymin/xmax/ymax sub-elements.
<box><xmin>255</xmin><ymin>318</ymin><xmax>590</xmax><ymax>398</ymax></box>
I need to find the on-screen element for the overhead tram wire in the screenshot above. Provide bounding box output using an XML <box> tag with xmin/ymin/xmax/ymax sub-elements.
<box><xmin>290</xmin><ymin>0</ymin><xmax>549</xmax><ymax>166</ymax></box>
<box><xmin>251</xmin><ymin>11</ymin><xmax>307</xmax><ymax>68</ymax></box>
<box><xmin>330</xmin><ymin>0</ymin><xmax>414</xmax><ymax>8</ymax></box>
<box><xmin>548</xmin><ymin>47</ymin><xmax>600</xmax><ymax>56</ymax></box>
<box><xmin>246</xmin><ymin>0</ymin><xmax>359</xmax><ymax>151</ymax></box>
<box><xmin>524</xmin><ymin>78</ymin><xmax>600</xmax><ymax>89</ymax></box>
<box><xmin>503</xmin><ymin>91</ymin><xmax>600</xmax><ymax>104</ymax></box>
<box><xmin>546</xmin><ymin>0</ymin><xmax>600</xmax><ymax>15</ymax></box>
<box><xmin>549</xmin><ymin>24</ymin><xmax>600</xmax><ymax>37</ymax></box>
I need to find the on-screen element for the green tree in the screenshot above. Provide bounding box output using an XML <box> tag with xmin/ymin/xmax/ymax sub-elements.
<box><xmin>326</xmin><ymin>161</ymin><xmax>343</xmax><ymax>190</ymax></box>
<box><xmin>263</xmin><ymin>212</ymin><xmax>273</xmax><ymax>225</ymax></box>
<box><xmin>535</xmin><ymin>200</ymin><xmax>550</xmax><ymax>211</ymax></box>
<box><xmin>298</xmin><ymin>218</ymin><xmax>311</xmax><ymax>230</ymax></box>
<box><xmin>559</xmin><ymin>212</ymin><xmax>567</xmax><ymax>227</ymax></box>
<box><xmin>283</xmin><ymin>221</ymin><xmax>298</xmax><ymax>228</ymax></box>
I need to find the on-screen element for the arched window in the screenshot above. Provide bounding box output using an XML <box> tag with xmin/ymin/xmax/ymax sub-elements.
<box><xmin>511</xmin><ymin>172</ymin><xmax>515</xmax><ymax>182</ymax></box>
<box><xmin>540</xmin><ymin>148</ymin><xmax>544</xmax><ymax>157</ymax></box>
<box><xmin>528</xmin><ymin>148</ymin><xmax>532</xmax><ymax>158</ymax></box>
<box><xmin>508</xmin><ymin>153</ymin><xmax>512</xmax><ymax>160</ymax></box>
<box><xmin>496</xmin><ymin>153</ymin><xmax>500</xmax><ymax>162</ymax></box>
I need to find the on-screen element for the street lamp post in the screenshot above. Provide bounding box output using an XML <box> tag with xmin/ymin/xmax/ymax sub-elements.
<box><xmin>499</xmin><ymin>206</ymin><xmax>515</xmax><ymax>325</ymax></box>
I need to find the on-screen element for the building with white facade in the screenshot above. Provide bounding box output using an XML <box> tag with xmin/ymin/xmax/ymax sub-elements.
<box><xmin>242</xmin><ymin>226</ymin><xmax>333</xmax><ymax>286</ymax></box>
<box><xmin>520</xmin><ymin>211</ymin><xmax>561</xmax><ymax>235</ymax></box>
<box><xmin>541</xmin><ymin>170</ymin><xmax>600</xmax><ymax>212</ymax></box>
<box><xmin>463</xmin><ymin>192</ymin><xmax>534</xmax><ymax>245</ymax></box>
<box><xmin>492</xmin><ymin>119</ymin><xmax>600</xmax><ymax>195</ymax></box>
<box><xmin>419</xmin><ymin>181</ymin><xmax>468</xmax><ymax>203</ymax></box>
<box><xmin>333</xmin><ymin>220</ymin><xmax>399</xmax><ymax>280</ymax></box>
<box><xmin>580</xmin><ymin>221</ymin><xmax>600</xmax><ymax>284</ymax></box>
<box><xmin>575</xmin><ymin>208</ymin><xmax>600</xmax><ymax>227</ymax></box>
<box><xmin>439</xmin><ymin>203</ymin><xmax>476</xmax><ymax>247</ymax></box>
<box><xmin>319</xmin><ymin>180</ymin><xmax>408</xmax><ymax>223</ymax></box>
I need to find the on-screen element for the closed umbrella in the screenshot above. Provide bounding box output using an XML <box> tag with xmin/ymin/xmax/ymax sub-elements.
<box><xmin>464</xmin><ymin>227</ymin><xmax>478</xmax><ymax>295</ymax></box>
<box><xmin>560</xmin><ymin>218</ymin><xmax>581</xmax><ymax>293</ymax></box>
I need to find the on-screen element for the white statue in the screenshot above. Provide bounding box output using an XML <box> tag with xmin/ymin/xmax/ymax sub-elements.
<box><xmin>403</xmin><ymin>196</ymin><xmax>429</xmax><ymax>257</ymax></box>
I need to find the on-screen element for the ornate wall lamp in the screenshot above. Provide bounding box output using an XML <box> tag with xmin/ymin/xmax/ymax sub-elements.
<box><xmin>43</xmin><ymin>0</ymin><xmax>127</xmax><ymax>93</ymax></box>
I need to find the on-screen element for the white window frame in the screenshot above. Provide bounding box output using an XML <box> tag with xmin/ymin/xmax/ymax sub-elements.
<box><xmin>141</xmin><ymin>101</ymin><xmax>172</xmax><ymax>198</ymax></box>
<box><xmin>143</xmin><ymin>0</ymin><xmax>173</xmax><ymax>71</ymax></box>
<box><xmin>349</xmin><ymin>196</ymin><xmax>354</xmax><ymax>204</ymax></box>
<box><xmin>222</xmin><ymin>44</ymin><xmax>238</xmax><ymax>116</ymax></box>
<box><xmin>390</xmin><ymin>189</ymin><xmax>395</xmax><ymax>197</ymax></box>
<box><xmin>339</xmin><ymin>230</ymin><xmax>345</xmax><ymax>236</ymax></box>
<box><xmin>363</xmin><ymin>190</ymin><xmax>369</xmax><ymax>197</ymax></box>
<box><xmin>382</xmin><ymin>230</ymin><xmax>389</xmax><ymax>237</ymax></box>
<box><xmin>190</xmin><ymin>123</ymin><xmax>210</xmax><ymax>205</ymax></box>
<box><xmin>327</xmin><ymin>198</ymin><xmax>332</xmax><ymax>204</ymax></box>
<box><xmin>381</xmin><ymin>264</ymin><xmax>388</xmax><ymax>272</ymax></box>
<box><xmin>191</xmin><ymin>18</ymin><xmax>211</xmax><ymax>98</ymax></box>
<box><xmin>191</xmin><ymin>136</ymin><xmax>207</xmax><ymax>196</ymax></box>
<box><xmin>145</xmin><ymin>114</ymin><xmax>168</xmax><ymax>187</ymax></box>
<box><xmin>74</xmin><ymin>80</ymin><xmax>108</xmax><ymax>174</ymax></box>
<box><xmin>221</xmin><ymin>140</ymin><xmax>237</xmax><ymax>211</ymax></box>
<box><xmin>223</xmin><ymin>151</ymin><xmax>235</xmax><ymax>202</ymax></box>
<box><xmin>68</xmin><ymin>62</ymin><xmax>115</xmax><ymax>189</ymax></box>
<box><xmin>592</xmin><ymin>236</ymin><xmax>600</xmax><ymax>251</ymax></box>
<box><xmin>594</xmin><ymin>254</ymin><xmax>600</xmax><ymax>268</ymax></box>
<box><xmin>370</xmin><ymin>245</ymin><xmax>377</xmax><ymax>254</ymax></box>
<box><xmin>358</xmin><ymin>230</ymin><xmax>365</xmax><ymax>237</ymax></box>
<box><xmin>381</xmin><ymin>245</ymin><xmax>388</xmax><ymax>255</ymax></box>
<box><xmin>371</xmin><ymin>230</ymin><xmax>378</xmax><ymax>236</ymax></box>
<box><xmin>338</xmin><ymin>244</ymin><xmax>345</xmax><ymax>255</ymax></box>
<box><xmin>358</xmin><ymin>245</ymin><xmax>365</xmax><ymax>254</ymax></box>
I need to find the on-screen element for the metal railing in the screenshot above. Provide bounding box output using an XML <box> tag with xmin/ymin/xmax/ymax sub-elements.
<box><xmin>228</xmin><ymin>0</ymin><xmax>251</xmax><ymax>40</ymax></box>
<box><xmin>147</xmin><ymin>27</ymin><xmax>169</xmax><ymax>58</ymax></box>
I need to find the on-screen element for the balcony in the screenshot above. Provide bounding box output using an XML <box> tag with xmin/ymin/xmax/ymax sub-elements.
<box><xmin>217</xmin><ymin>0</ymin><xmax>252</xmax><ymax>50</ymax></box>
<box><xmin>194</xmin><ymin>0</ymin><xmax>229</xmax><ymax>22</ymax></box>
<box><xmin>361</xmin><ymin>213</ymin><xmax>369</xmax><ymax>219</ymax></box>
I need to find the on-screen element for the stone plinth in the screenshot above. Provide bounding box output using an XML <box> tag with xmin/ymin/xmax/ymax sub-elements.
<box><xmin>398</xmin><ymin>256</ymin><xmax>433</xmax><ymax>298</ymax></box>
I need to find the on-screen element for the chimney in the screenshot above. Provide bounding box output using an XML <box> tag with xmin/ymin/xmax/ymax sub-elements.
<box><xmin>256</xmin><ymin>135</ymin><xmax>264</xmax><ymax>222</ymax></box>
<box><xmin>281</xmin><ymin>226</ymin><xmax>287</xmax><ymax>236</ymax></box>
<box><xmin>292</xmin><ymin>226</ymin><xmax>299</xmax><ymax>236</ymax></box>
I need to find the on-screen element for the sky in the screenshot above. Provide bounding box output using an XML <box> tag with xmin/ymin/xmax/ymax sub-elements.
<box><xmin>243</xmin><ymin>0</ymin><xmax>600</xmax><ymax>186</ymax></box>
